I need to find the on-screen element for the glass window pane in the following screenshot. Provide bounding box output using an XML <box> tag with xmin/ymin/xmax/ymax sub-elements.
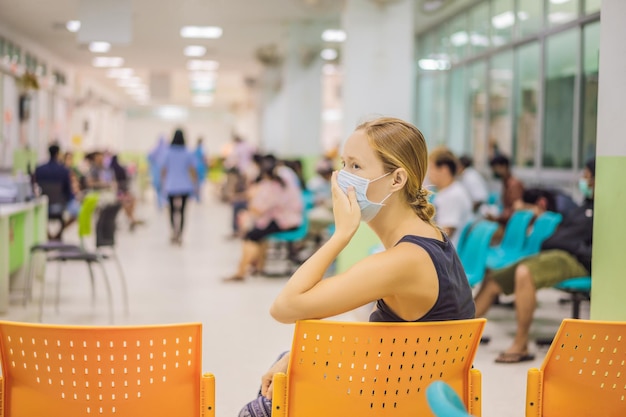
<box><xmin>548</xmin><ymin>0</ymin><xmax>580</xmax><ymax>27</ymax></box>
<box><xmin>419</xmin><ymin>32</ymin><xmax>437</xmax><ymax>58</ymax></box>
<box><xmin>543</xmin><ymin>29</ymin><xmax>579</xmax><ymax>168</ymax></box>
<box><xmin>468</xmin><ymin>61</ymin><xmax>488</xmax><ymax>168</ymax></box>
<box><xmin>489</xmin><ymin>51</ymin><xmax>514</xmax><ymax>162</ymax></box>
<box><xmin>517</xmin><ymin>0</ymin><xmax>543</xmax><ymax>38</ymax></box>
<box><xmin>469</xmin><ymin>2</ymin><xmax>490</xmax><ymax>56</ymax></box>
<box><xmin>585</xmin><ymin>0</ymin><xmax>601</xmax><ymax>14</ymax></box>
<box><xmin>447</xmin><ymin>14</ymin><xmax>468</xmax><ymax>63</ymax></box>
<box><xmin>417</xmin><ymin>73</ymin><xmax>435</xmax><ymax>145</ymax></box>
<box><xmin>581</xmin><ymin>21</ymin><xmax>600</xmax><ymax>166</ymax></box>
<box><xmin>491</xmin><ymin>0</ymin><xmax>514</xmax><ymax>47</ymax></box>
<box><xmin>432</xmin><ymin>73</ymin><xmax>449</xmax><ymax>145</ymax></box>
<box><xmin>448</xmin><ymin>67</ymin><xmax>467</xmax><ymax>154</ymax></box>
<box><xmin>514</xmin><ymin>42</ymin><xmax>540</xmax><ymax>167</ymax></box>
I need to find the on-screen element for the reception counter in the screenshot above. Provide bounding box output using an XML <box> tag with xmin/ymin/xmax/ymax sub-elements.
<box><xmin>0</xmin><ymin>198</ymin><xmax>47</xmax><ymax>313</ymax></box>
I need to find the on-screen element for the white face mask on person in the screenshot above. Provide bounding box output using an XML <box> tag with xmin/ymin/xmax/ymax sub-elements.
<box><xmin>337</xmin><ymin>170</ymin><xmax>393</xmax><ymax>222</ymax></box>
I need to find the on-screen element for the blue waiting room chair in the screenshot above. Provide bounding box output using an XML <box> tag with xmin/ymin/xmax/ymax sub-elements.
<box><xmin>486</xmin><ymin>211</ymin><xmax>562</xmax><ymax>270</ymax></box>
<box><xmin>458</xmin><ymin>220</ymin><xmax>499</xmax><ymax>287</ymax></box>
<box><xmin>485</xmin><ymin>210</ymin><xmax>534</xmax><ymax>270</ymax></box>
<box><xmin>426</xmin><ymin>380</ymin><xmax>473</xmax><ymax>417</ymax></box>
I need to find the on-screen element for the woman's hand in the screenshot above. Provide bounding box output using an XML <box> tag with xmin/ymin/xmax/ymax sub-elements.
<box><xmin>331</xmin><ymin>171</ymin><xmax>361</xmax><ymax>239</ymax></box>
<box><xmin>261</xmin><ymin>352</ymin><xmax>290</xmax><ymax>400</ymax></box>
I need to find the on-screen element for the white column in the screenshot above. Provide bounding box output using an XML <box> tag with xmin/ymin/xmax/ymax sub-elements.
<box><xmin>260</xmin><ymin>22</ymin><xmax>323</xmax><ymax>157</ymax></box>
<box><xmin>341</xmin><ymin>0</ymin><xmax>415</xmax><ymax>137</ymax></box>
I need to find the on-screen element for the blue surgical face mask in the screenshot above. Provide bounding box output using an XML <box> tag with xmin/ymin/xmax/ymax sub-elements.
<box><xmin>579</xmin><ymin>178</ymin><xmax>593</xmax><ymax>199</ymax></box>
<box><xmin>337</xmin><ymin>170</ymin><xmax>393</xmax><ymax>222</ymax></box>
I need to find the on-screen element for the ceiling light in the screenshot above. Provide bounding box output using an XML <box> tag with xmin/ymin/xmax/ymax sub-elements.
<box><xmin>184</xmin><ymin>46</ymin><xmax>207</xmax><ymax>57</ymax></box>
<box><xmin>321</xmin><ymin>29</ymin><xmax>347</xmax><ymax>43</ymax></box>
<box><xmin>192</xmin><ymin>95</ymin><xmax>214</xmax><ymax>106</ymax></box>
<box><xmin>548</xmin><ymin>12</ymin><xmax>576</xmax><ymax>23</ymax></box>
<box><xmin>155</xmin><ymin>106</ymin><xmax>188</xmax><ymax>120</ymax></box>
<box><xmin>450</xmin><ymin>31</ymin><xmax>469</xmax><ymax>47</ymax></box>
<box><xmin>89</xmin><ymin>42</ymin><xmax>111</xmax><ymax>53</ymax></box>
<box><xmin>550</xmin><ymin>0</ymin><xmax>571</xmax><ymax>4</ymax></box>
<box><xmin>66</xmin><ymin>20</ymin><xmax>81</xmax><ymax>33</ymax></box>
<box><xmin>92</xmin><ymin>57</ymin><xmax>124</xmax><ymax>68</ymax></box>
<box><xmin>492</xmin><ymin>11</ymin><xmax>515</xmax><ymax>29</ymax></box>
<box><xmin>107</xmin><ymin>68</ymin><xmax>134</xmax><ymax>78</ymax></box>
<box><xmin>418</xmin><ymin>58</ymin><xmax>450</xmax><ymax>71</ymax></box>
<box><xmin>188</xmin><ymin>71</ymin><xmax>217</xmax><ymax>81</ymax></box>
<box><xmin>187</xmin><ymin>60</ymin><xmax>219</xmax><ymax>71</ymax></box>
<box><xmin>320</xmin><ymin>48</ymin><xmax>338</xmax><ymax>61</ymax></box>
<box><xmin>180</xmin><ymin>26</ymin><xmax>223</xmax><ymax>39</ymax></box>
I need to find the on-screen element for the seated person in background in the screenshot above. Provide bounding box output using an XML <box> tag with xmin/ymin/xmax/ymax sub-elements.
<box><xmin>458</xmin><ymin>154</ymin><xmax>489</xmax><ymax>213</ymax></box>
<box><xmin>225</xmin><ymin>156</ymin><xmax>303</xmax><ymax>281</ymax></box>
<box><xmin>474</xmin><ymin>159</ymin><xmax>595</xmax><ymax>364</ymax></box>
<box><xmin>427</xmin><ymin>147</ymin><xmax>473</xmax><ymax>247</ymax></box>
<box><xmin>306</xmin><ymin>157</ymin><xmax>335</xmax><ymax>248</ymax></box>
<box><xmin>62</xmin><ymin>151</ymin><xmax>84</xmax><ymax>197</ymax></box>
<box><xmin>513</xmin><ymin>188</ymin><xmax>557</xmax><ymax>218</ymax></box>
<box><xmin>35</xmin><ymin>144</ymin><xmax>80</xmax><ymax>240</ymax></box>
<box><xmin>238</xmin><ymin>117</ymin><xmax>475</xmax><ymax>417</ymax></box>
<box><xmin>487</xmin><ymin>154</ymin><xmax>524</xmax><ymax>225</ymax></box>
<box><xmin>110</xmin><ymin>155</ymin><xmax>143</xmax><ymax>231</ymax></box>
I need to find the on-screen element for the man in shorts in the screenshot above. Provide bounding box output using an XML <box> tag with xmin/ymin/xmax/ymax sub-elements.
<box><xmin>474</xmin><ymin>158</ymin><xmax>595</xmax><ymax>363</ymax></box>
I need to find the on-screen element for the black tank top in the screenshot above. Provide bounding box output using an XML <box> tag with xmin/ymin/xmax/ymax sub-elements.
<box><xmin>369</xmin><ymin>234</ymin><xmax>475</xmax><ymax>323</ymax></box>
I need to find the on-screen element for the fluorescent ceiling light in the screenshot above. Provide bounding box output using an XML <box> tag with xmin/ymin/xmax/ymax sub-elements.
<box><xmin>450</xmin><ymin>31</ymin><xmax>469</xmax><ymax>47</ymax></box>
<box><xmin>66</xmin><ymin>20</ymin><xmax>81</xmax><ymax>32</ymax></box>
<box><xmin>184</xmin><ymin>45</ymin><xmax>207</xmax><ymax>57</ymax></box>
<box><xmin>92</xmin><ymin>57</ymin><xmax>124</xmax><ymax>68</ymax></box>
<box><xmin>180</xmin><ymin>26</ymin><xmax>223</xmax><ymax>39</ymax></box>
<box><xmin>191</xmin><ymin>79</ymin><xmax>215</xmax><ymax>91</ymax></box>
<box><xmin>156</xmin><ymin>106</ymin><xmax>188</xmax><ymax>120</ymax></box>
<box><xmin>418</xmin><ymin>59</ymin><xmax>450</xmax><ymax>71</ymax></box>
<box><xmin>187</xmin><ymin>60</ymin><xmax>219</xmax><ymax>71</ymax></box>
<box><xmin>492</xmin><ymin>11</ymin><xmax>515</xmax><ymax>29</ymax></box>
<box><xmin>548</xmin><ymin>12</ymin><xmax>576</xmax><ymax>23</ymax></box>
<box><xmin>89</xmin><ymin>42</ymin><xmax>111</xmax><ymax>53</ymax></box>
<box><xmin>107</xmin><ymin>68</ymin><xmax>134</xmax><ymax>78</ymax></box>
<box><xmin>320</xmin><ymin>48</ymin><xmax>338</xmax><ymax>61</ymax></box>
<box><xmin>550</xmin><ymin>0</ymin><xmax>571</xmax><ymax>4</ymax></box>
<box><xmin>321</xmin><ymin>29</ymin><xmax>347</xmax><ymax>43</ymax></box>
<box><xmin>470</xmin><ymin>33</ymin><xmax>490</xmax><ymax>47</ymax></box>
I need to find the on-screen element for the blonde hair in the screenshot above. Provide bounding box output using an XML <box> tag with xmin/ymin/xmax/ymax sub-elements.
<box><xmin>356</xmin><ymin>117</ymin><xmax>435</xmax><ymax>224</ymax></box>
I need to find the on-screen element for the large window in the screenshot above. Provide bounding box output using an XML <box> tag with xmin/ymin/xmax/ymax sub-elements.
<box><xmin>514</xmin><ymin>42</ymin><xmax>540</xmax><ymax>167</ymax></box>
<box><xmin>581</xmin><ymin>21</ymin><xmax>600</xmax><ymax>166</ymax></box>
<box><xmin>416</xmin><ymin>0</ymin><xmax>600</xmax><ymax>175</ymax></box>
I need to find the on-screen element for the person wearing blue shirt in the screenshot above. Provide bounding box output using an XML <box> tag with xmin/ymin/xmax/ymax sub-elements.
<box><xmin>193</xmin><ymin>137</ymin><xmax>209</xmax><ymax>202</ymax></box>
<box><xmin>161</xmin><ymin>129</ymin><xmax>198</xmax><ymax>244</ymax></box>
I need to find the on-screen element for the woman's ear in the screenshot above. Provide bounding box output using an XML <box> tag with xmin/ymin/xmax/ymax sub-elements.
<box><xmin>390</xmin><ymin>168</ymin><xmax>408</xmax><ymax>191</ymax></box>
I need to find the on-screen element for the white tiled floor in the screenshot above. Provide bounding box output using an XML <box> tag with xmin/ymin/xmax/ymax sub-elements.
<box><xmin>4</xmin><ymin>185</ymin><xmax>589</xmax><ymax>417</ymax></box>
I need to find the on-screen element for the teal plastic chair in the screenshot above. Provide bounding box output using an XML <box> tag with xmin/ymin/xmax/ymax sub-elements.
<box><xmin>485</xmin><ymin>210</ymin><xmax>534</xmax><ymax>270</ymax></box>
<box><xmin>487</xmin><ymin>211</ymin><xmax>562</xmax><ymax>269</ymax></box>
<box><xmin>554</xmin><ymin>275</ymin><xmax>591</xmax><ymax>319</ymax></box>
<box><xmin>426</xmin><ymin>381</ymin><xmax>472</xmax><ymax>417</ymax></box>
<box><xmin>458</xmin><ymin>220</ymin><xmax>499</xmax><ymax>287</ymax></box>
<box><xmin>454</xmin><ymin>220</ymin><xmax>475</xmax><ymax>254</ymax></box>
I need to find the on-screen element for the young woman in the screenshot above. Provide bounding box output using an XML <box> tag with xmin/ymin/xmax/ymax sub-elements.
<box><xmin>161</xmin><ymin>129</ymin><xmax>198</xmax><ymax>245</ymax></box>
<box><xmin>238</xmin><ymin>117</ymin><xmax>475</xmax><ymax>417</ymax></box>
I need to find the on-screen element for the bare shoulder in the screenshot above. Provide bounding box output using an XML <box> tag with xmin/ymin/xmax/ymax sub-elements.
<box><xmin>370</xmin><ymin>240</ymin><xmax>436</xmax><ymax>285</ymax></box>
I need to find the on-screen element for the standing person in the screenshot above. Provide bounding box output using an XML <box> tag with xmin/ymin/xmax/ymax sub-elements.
<box><xmin>161</xmin><ymin>129</ymin><xmax>198</xmax><ymax>245</ymax></box>
<box><xmin>427</xmin><ymin>147</ymin><xmax>473</xmax><ymax>247</ymax></box>
<box><xmin>148</xmin><ymin>136</ymin><xmax>168</xmax><ymax>209</ymax></box>
<box><xmin>193</xmin><ymin>137</ymin><xmax>209</xmax><ymax>202</ymax></box>
<box><xmin>458</xmin><ymin>154</ymin><xmax>489</xmax><ymax>213</ymax></box>
<box><xmin>238</xmin><ymin>117</ymin><xmax>475</xmax><ymax>417</ymax></box>
<box><xmin>110</xmin><ymin>155</ymin><xmax>143</xmax><ymax>231</ymax></box>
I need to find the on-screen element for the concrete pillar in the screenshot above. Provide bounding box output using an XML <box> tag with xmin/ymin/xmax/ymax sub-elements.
<box><xmin>590</xmin><ymin>0</ymin><xmax>626</xmax><ymax>320</ymax></box>
<box><xmin>260</xmin><ymin>21</ymin><xmax>323</xmax><ymax>164</ymax></box>
<box><xmin>341</xmin><ymin>0</ymin><xmax>415</xmax><ymax>137</ymax></box>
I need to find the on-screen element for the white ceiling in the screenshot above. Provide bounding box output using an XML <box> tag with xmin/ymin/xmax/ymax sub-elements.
<box><xmin>0</xmin><ymin>0</ymin><xmax>473</xmax><ymax>107</ymax></box>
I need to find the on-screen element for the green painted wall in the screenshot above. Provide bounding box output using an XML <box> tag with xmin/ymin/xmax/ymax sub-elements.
<box><xmin>590</xmin><ymin>156</ymin><xmax>626</xmax><ymax>320</ymax></box>
<box><xmin>336</xmin><ymin>223</ymin><xmax>381</xmax><ymax>274</ymax></box>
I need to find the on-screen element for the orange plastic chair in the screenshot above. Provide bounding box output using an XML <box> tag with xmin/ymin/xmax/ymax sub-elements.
<box><xmin>0</xmin><ymin>321</ymin><xmax>215</xmax><ymax>417</ymax></box>
<box><xmin>272</xmin><ymin>318</ymin><xmax>486</xmax><ymax>417</ymax></box>
<box><xmin>526</xmin><ymin>319</ymin><xmax>626</xmax><ymax>417</ymax></box>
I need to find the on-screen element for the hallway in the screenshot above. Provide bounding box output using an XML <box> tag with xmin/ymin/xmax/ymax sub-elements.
<box><xmin>5</xmin><ymin>185</ymin><xmax>587</xmax><ymax>417</ymax></box>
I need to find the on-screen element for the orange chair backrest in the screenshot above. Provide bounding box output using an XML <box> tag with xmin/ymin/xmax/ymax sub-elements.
<box><xmin>282</xmin><ymin>319</ymin><xmax>485</xmax><ymax>417</ymax></box>
<box><xmin>533</xmin><ymin>319</ymin><xmax>626</xmax><ymax>417</ymax></box>
<box><xmin>0</xmin><ymin>321</ymin><xmax>204</xmax><ymax>417</ymax></box>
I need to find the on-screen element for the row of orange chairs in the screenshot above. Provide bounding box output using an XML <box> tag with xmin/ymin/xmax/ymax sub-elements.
<box><xmin>0</xmin><ymin>318</ymin><xmax>622</xmax><ymax>416</ymax></box>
